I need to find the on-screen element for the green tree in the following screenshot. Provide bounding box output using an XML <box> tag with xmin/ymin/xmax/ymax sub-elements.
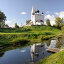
<box><xmin>61</xmin><ymin>26</ymin><xmax>64</xmax><ymax>33</ymax></box>
<box><xmin>53</xmin><ymin>24</ymin><xmax>57</xmax><ymax>27</ymax></box>
<box><xmin>0</xmin><ymin>11</ymin><xmax>6</xmax><ymax>22</ymax></box>
<box><xmin>46</xmin><ymin>19</ymin><xmax>51</xmax><ymax>26</ymax></box>
<box><xmin>55</xmin><ymin>17</ymin><xmax>63</xmax><ymax>28</ymax></box>
<box><xmin>0</xmin><ymin>11</ymin><xmax>6</xmax><ymax>28</ymax></box>
<box><xmin>26</xmin><ymin>20</ymin><xmax>30</xmax><ymax>24</ymax></box>
<box><xmin>14</xmin><ymin>23</ymin><xmax>19</xmax><ymax>28</ymax></box>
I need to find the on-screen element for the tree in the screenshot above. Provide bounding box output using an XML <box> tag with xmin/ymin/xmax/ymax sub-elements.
<box><xmin>14</xmin><ymin>23</ymin><xmax>19</xmax><ymax>28</ymax></box>
<box><xmin>26</xmin><ymin>20</ymin><xmax>31</xmax><ymax>24</ymax></box>
<box><xmin>61</xmin><ymin>26</ymin><xmax>64</xmax><ymax>33</ymax></box>
<box><xmin>46</xmin><ymin>19</ymin><xmax>51</xmax><ymax>26</ymax></box>
<box><xmin>0</xmin><ymin>11</ymin><xmax>6</xmax><ymax>28</ymax></box>
<box><xmin>0</xmin><ymin>11</ymin><xmax>6</xmax><ymax>22</ymax></box>
<box><xmin>53</xmin><ymin>24</ymin><xmax>57</xmax><ymax>27</ymax></box>
<box><xmin>55</xmin><ymin>17</ymin><xmax>63</xmax><ymax>28</ymax></box>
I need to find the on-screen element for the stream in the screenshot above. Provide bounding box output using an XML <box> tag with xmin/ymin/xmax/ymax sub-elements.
<box><xmin>0</xmin><ymin>37</ymin><xmax>64</xmax><ymax>64</ymax></box>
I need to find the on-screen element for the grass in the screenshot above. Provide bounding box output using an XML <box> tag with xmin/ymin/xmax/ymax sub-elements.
<box><xmin>10</xmin><ymin>37</ymin><xmax>30</xmax><ymax>46</ymax></box>
<box><xmin>0</xmin><ymin>26</ymin><xmax>63</xmax><ymax>64</ymax></box>
<box><xmin>38</xmin><ymin>50</ymin><xmax>64</xmax><ymax>64</ymax></box>
<box><xmin>0</xmin><ymin>26</ymin><xmax>62</xmax><ymax>47</ymax></box>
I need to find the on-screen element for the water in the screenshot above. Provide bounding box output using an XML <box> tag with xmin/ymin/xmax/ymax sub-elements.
<box><xmin>0</xmin><ymin>40</ymin><xmax>57</xmax><ymax>64</ymax></box>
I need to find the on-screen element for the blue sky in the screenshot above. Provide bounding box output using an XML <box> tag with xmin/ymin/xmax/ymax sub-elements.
<box><xmin>0</xmin><ymin>0</ymin><xmax>64</xmax><ymax>27</ymax></box>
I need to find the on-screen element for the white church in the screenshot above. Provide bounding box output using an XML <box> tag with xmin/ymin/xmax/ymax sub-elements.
<box><xmin>26</xmin><ymin>6</ymin><xmax>44</xmax><ymax>26</ymax></box>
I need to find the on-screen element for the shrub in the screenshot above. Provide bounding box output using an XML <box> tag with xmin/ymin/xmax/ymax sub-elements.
<box><xmin>10</xmin><ymin>38</ymin><xmax>30</xmax><ymax>46</ymax></box>
<box><xmin>61</xmin><ymin>26</ymin><xmax>64</xmax><ymax>33</ymax></box>
<box><xmin>46</xmin><ymin>19</ymin><xmax>51</xmax><ymax>26</ymax></box>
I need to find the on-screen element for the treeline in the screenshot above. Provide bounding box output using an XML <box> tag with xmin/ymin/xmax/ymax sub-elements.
<box><xmin>46</xmin><ymin>17</ymin><xmax>64</xmax><ymax>30</ymax></box>
<box><xmin>0</xmin><ymin>11</ymin><xmax>23</xmax><ymax>28</ymax></box>
<box><xmin>0</xmin><ymin>10</ymin><xmax>64</xmax><ymax>30</ymax></box>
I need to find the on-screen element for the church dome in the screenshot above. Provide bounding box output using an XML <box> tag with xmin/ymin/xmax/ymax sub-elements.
<box><xmin>35</xmin><ymin>10</ymin><xmax>40</xmax><ymax>13</ymax></box>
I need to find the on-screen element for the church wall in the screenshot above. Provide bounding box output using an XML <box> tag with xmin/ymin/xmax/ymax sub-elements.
<box><xmin>31</xmin><ymin>6</ymin><xmax>44</xmax><ymax>25</ymax></box>
<box><xmin>35</xmin><ymin>14</ymin><xmax>44</xmax><ymax>22</ymax></box>
<box><xmin>31</xmin><ymin>15</ymin><xmax>36</xmax><ymax>25</ymax></box>
<box><xmin>36</xmin><ymin>22</ymin><xmax>44</xmax><ymax>25</ymax></box>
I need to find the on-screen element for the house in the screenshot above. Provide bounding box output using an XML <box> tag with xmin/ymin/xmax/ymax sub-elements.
<box><xmin>30</xmin><ymin>6</ymin><xmax>44</xmax><ymax>25</ymax></box>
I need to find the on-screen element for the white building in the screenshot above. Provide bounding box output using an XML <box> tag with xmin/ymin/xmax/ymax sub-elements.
<box><xmin>31</xmin><ymin>6</ymin><xmax>44</xmax><ymax>25</ymax></box>
<box><xmin>30</xmin><ymin>43</ymin><xmax>45</xmax><ymax>61</ymax></box>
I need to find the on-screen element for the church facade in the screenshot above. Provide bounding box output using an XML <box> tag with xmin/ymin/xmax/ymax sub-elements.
<box><xmin>30</xmin><ymin>6</ymin><xmax>44</xmax><ymax>25</ymax></box>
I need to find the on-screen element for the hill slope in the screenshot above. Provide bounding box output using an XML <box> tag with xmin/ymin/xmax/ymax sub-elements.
<box><xmin>38</xmin><ymin>50</ymin><xmax>64</xmax><ymax>64</ymax></box>
<box><xmin>0</xmin><ymin>26</ymin><xmax>61</xmax><ymax>47</ymax></box>
<box><xmin>0</xmin><ymin>26</ymin><xmax>61</xmax><ymax>34</ymax></box>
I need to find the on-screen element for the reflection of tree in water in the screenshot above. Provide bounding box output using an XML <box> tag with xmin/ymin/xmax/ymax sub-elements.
<box><xmin>30</xmin><ymin>40</ymin><xmax>58</xmax><ymax>62</ymax></box>
<box><xmin>0</xmin><ymin>47</ymin><xmax>5</xmax><ymax>57</ymax></box>
<box><xmin>0</xmin><ymin>51</ymin><xmax>4</xmax><ymax>57</ymax></box>
<box><xmin>0</xmin><ymin>46</ymin><xmax>19</xmax><ymax>57</ymax></box>
<box><xmin>56</xmin><ymin>37</ymin><xmax>64</xmax><ymax>48</ymax></box>
<box><xmin>0</xmin><ymin>52</ymin><xmax>4</xmax><ymax>57</ymax></box>
<box><xmin>44</xmin><ymin>40</ymin><xmax>51</xmax><ymax>46</ymax></box>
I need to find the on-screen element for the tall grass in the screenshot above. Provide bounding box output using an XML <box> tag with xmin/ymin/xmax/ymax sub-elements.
<box><xmin>0</xmin><ymin>26</ymin><xmax>62</xmax><ymax>47</ymax></box>
<box><xmin>38</xmin><ymin>50</ymin><xmax>64</xmax><ymax>64</ymax></box>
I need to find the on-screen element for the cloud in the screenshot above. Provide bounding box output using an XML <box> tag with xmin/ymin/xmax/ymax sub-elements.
<box><xmin>20</xmin><ymin>12</ymin><xmax>27</xmax><ymax>15</ymax></box>
<box><xmin>5</xmin><ymin>20</ymin><xmax>12</xmax><ymax>24</ymax></box>
<box><xmin>46</xmin><ymin>11</ymin><xmax>49</xmax><ymax>14</ymax></box>
<box><xmin>20</xmin><ymin>50</ymin><xmax>26</xmax><ymax>53</ymax></box>
<box><xmin>54</xmin><ymin>11</ymin><xmax>64</xmax><ymax>18</ymax></box>
<box><xmin>5</xmin><ymin>19</ymin><xmax>23</xmax><ymax>27</ymax></box>
<box><xmin>5</xmin><ymin>20</ymin><xmax>13</xmax><ymax>27</ymax></box>
<box><xmin>45</xmin><ymin>14</ymin><xmax>55</xmax><ymax>25</ymax></box>
<box><xmin>5</xmin><ymin>19</ymin><xmax>16</xmax><ymax>27</ymax></box>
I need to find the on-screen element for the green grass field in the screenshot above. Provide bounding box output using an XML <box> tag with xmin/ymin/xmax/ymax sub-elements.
<box><xmin>0</xmin><ymin>26</ymin><xmax>63</xmax><ymax>64</ymax></box>
<box><xmin>0</xmin><ymin>26</ymin><xmax>62</xmax><ymax>47</ymax></box>
<box><xmin>38</xmin><ymin>50</ymin><xmax>64</xmax><ymax>64</ymax></box>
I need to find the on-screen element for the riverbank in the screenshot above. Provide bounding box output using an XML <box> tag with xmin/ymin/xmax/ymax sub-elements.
<box><xmin>1</xmin><ymin>36</ymin><xmax>64</xmax><ymax>64</ymax></box>
<box><xmin>0</xmin><ymin>26</ymin><xmax>62</xmax><ymax>47</ymax></box>
<box><xmin>38</xmin><ymin>35</ymin><xmax>64</xmax><ymax>64</ymax></box>
<box><xmin>38</xmin><ymin>49</ymin><xmax>64</xmax><ymax>64</ymax></box>
<box><xmin>0</xmin><ymin>26</ymin><xmax>64</xmax><ymax>64</ymax></box>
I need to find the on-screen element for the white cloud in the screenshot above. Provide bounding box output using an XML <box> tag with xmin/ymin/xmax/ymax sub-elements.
<box><xmin>54</xmin><ymin>11</ymin><xmax>64</xmax><ymax>18</ymax></box>
<box><xmin>20</xmin><ymin>50</ymin><xmax>26</xmax><ymax>53</ymax></box>
<box><xmin>46</xmin><ymin>11</ymin><xmax>49</xmax><ymax>14</ymax></box>
<box><xmin>20</xmin><ymin>12</ymin><xmax>27</xmax><ymax>15</ymax></box>
<box><xmin>5</xmin><ymin>19</ymin><xmax>23</xmax><ymax>27</ymax></box>
<box><xmin>5</xmin><ymin>20</ymin><xmax>12</xmax><ymax>24</ymax></box>
<box><xmin>45</xmin><ymin>14</ymin><xmax>55</xmax><ymax>25</ymax></box>
<box><xmin>5</xmin><ymin>20</ymin><xmax>13</xmax><ymax>27</ymax></box>
<box><xmin>5</xmin><ymin>19</ymin><xmax>16</xmax><ymax>27</ymax></box>
<box><xmin>54</xmin><ymin>12</ymin><xmax>58</xmax><ymax>15</ymax></box>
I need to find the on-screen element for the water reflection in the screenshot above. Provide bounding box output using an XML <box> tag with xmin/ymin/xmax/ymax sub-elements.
<box><xmin>49</xmin><ymin>40</ymin><xmax>57</xmax><ymax>48</ymax></box>
<box><xmin>56</xmin><ymin>37</ymin><xmax>64</xmax><ymax>48</ymax></box>
<box><xmin>30</xmin><ymin>40</ymin><xmax>57</xmax><ymax>63</ymax></box>
<box><xmin>30</xmin><ymin>43</ymin><xmax>45</xmax><ymax>62</ymax></box>
<box><xmin>0</xmin><ymin>39</ymin><xmax>64</xmax><ymax>64</ymax></box>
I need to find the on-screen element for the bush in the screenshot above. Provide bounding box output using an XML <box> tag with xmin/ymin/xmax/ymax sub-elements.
<box><xmin>61</xmin><ymin>26</ymin><xmax>64</xmax><ymax>33</ymax></box>
<box><xmin>10</xmin><ymin>38</ymin><xmax>30</xmax><ymax>46</ymax></box>
<box><xmin>46</xmin><ymin>19</ymin><xmax>51</xmax><ymax>26</ymax></box>
<box><xmin>26</xmin><ymin>20</ymin><xmax>31</xmax><ymax>24</ymax></box>
<box><xmin>44</xmin><ymin>32</ymin><xmax>53</xmax><ymax>35</ymax></box>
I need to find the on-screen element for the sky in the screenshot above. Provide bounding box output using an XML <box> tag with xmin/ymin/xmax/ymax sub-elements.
<box><xmin>0</xmin><ymin>0</ymin><xmax>64</xmax><ymax>27</ymax></box>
